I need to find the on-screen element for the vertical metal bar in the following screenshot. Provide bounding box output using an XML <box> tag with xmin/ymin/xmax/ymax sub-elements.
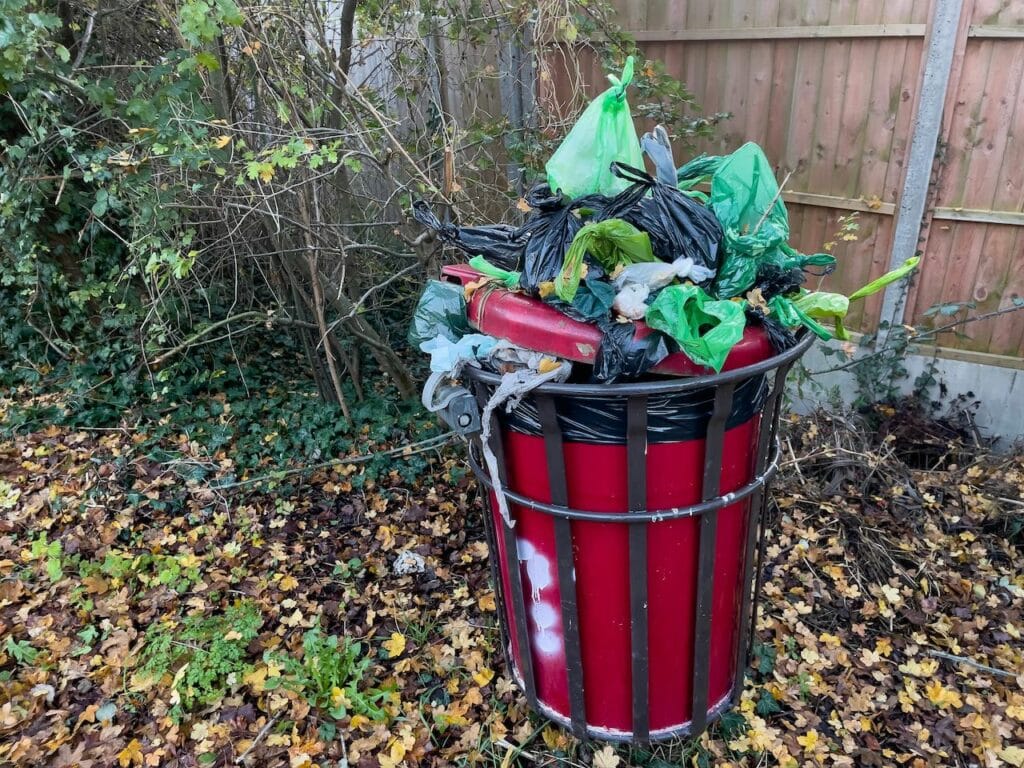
<box><xmin>690</xmin><ymin>382</ymin><xmax>735</xmax><ymax>735</ymax></box>
<box><xmin>731</xmin><ymin>368</ymin><xmax>787</xmax><ymax>704</ymax></box>
<box><xmin>475</xmin><ymin>386</ymin><xmax>538</xmax><ymax>710</ymax></box>
<box><xmin>627</xmin><ymin>396</ymin><xmax>650</xmax><ymax>745</ymax></box>
<box><xmin>474</xmin><ymin>451</ymin><xmax>513</xmax><ymax>675</ymax></box>
<box><xmin>537</xmin><ymin>394</ymin><xmax>587</xmax><ymax>738</ymax></box>
<box><xmin>747</xmin><ymin>362</ymin><xmax>795</xmax><ymax>664</ymax></box>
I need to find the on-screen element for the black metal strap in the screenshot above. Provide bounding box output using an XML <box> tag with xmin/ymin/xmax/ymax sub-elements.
<box><xmin>538</xmin><ymin>395</ymin><xmax>587</xmax><ymax>739</ymax></box>
<box><xmin>627</xmin><ymin>396</ymin><xmax>650</xmax><ymax>745</ymax></box>
<box><xmin>690</xmin><ymin>382</ymin><xmax>735</xmax><ymax>734</ymax></box>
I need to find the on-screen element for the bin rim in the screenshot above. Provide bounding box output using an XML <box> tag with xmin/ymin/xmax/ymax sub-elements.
<box><xmin>464</xmin><ymin>329</ymin><xmax>813</xmax><ymax>397</ymax></box>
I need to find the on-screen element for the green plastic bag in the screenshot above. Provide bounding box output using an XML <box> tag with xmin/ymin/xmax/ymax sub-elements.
<box><xmin>408</xmin><ymin>280</ymin><xmax>473</xmax><ymax>348</ymax></box>
<box><xmin>848</xmin><ymin>257</ymin><xmax>919</xmax><ymax>301</ymax></box>
<box><xmin>792</xmin><ymin>292</ymin><xmax>849</xmax><ymax>338</ymax></box>
<box><xmin>469</xmin><ymin>255</ymin><xmax>521</xmax><ymax>290</ymax></box>
<box><xmin>790</xmin><ymin>257</ymin><xmax>920</xmax><ymax>339</ymax></box>
<box><xmin>545</xmin><ymin>57</ymin><xmax>644</xmax><ymax>200</ymax></box>
<box><xmin>768</xmin><ymin>295</ymin><xmax>832</xmax><ymax>340</ymax></box>
<box><xmin>644</xmin><ymin>283</ymin><xmax>747</xmax><ymax>372</ymax></box>
<box><xmin>709</xmin><ymin>142</ymin><xmax>836</xmax><ymax>298</ymax></box>
<box><xmin>555</xmin><ymin>218</ymin><xmax>656</xmax><ymax>303</ymax></box>
<box><xmin>676</xmin><ymin>153</ymin><xmax>723</xmax><ymax>189</ymax></box>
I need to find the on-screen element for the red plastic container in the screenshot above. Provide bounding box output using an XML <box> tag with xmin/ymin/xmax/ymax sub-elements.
<box><xmin>455</xmin><ymin>264</ymin><xmax>811</xmax><ymax>742</ymax></box>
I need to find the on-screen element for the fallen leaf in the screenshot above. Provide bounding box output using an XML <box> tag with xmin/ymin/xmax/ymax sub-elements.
<box><xmin>384</xmin><ymin>632</ymin><xmax>406</xmax><ymax>658</ymax></box>
<box><xmin>117</xmin><ymin>739</ymin><xmax>143</xmax><ymax>767</ymax></box>
<box><xmin>592</xmin><ymin>744</ymin><xmax>620</xmax><ymax>768</ymax></box>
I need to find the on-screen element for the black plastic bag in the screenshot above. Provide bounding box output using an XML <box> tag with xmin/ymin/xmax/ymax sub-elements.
<box><xmin>605</xmin><ymin>161</ymin><xmax>722</xmax><ymax>281</ymax></box>
<box><xmin>592</xmin><ymin>319</ymin><xmax>670</xmax><ymax>383</ymax></box>
<box><xmin>753</xmin><ymin>263</ymin><xmax>805</xmax><ymax>301</ymax></box>
<box><xmin>516</xmin><ymin>184</ymin><xmax>608</xmax><ymax>295</ymax></box>
<box><xmin>497</xmin><ymin>374</ymin><xmax>767</xmax><ymax>444</ymax></box>
<box><xmin>412</xmin><ymin>201</ymin><xmax>526</xmax><ymax>271</ymax></box>
<box><xmin>746</xmin><ymin>308</ymin><xmax>797</xmax><ymax>354</ymax></box>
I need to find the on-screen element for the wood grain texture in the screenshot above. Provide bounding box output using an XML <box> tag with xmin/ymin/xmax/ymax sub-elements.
<box><xmin>559</xmin><ymin>0</ymin><xmax>1024</xmax><ymax>357</ymax></box>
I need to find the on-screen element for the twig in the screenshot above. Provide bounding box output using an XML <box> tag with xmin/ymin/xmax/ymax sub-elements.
<box><xmin>235</xmin><ymin>714</ymin><xmax>280</xmax><ymax>764</ymax></box>
<box><xmin>809</xmin><ymin>303</ymin><xmax>1024</xmax><ymax>376</ymax></box>
<box><xmin>997</xmin><ymin>497</ymin><xmax>1024</xmax><ymax>509</ymax></box>
<box><xmin>148</xmin><ymin>311</ymin><xmax>312</xmax><ymax>368</ymax></box>
<box><xmin>319</xmin><ymin>262</ymin><xmax>420</xmax><ymax>346</ymax></box>
<box><xmin>786</xmin><ymin>436</ymin><xmax>805</xmax><ymax>486</ymax></box>
<box><xmin>204</xmin><ymin>432</ymin><xmax>455</xmax><ymax>491</ymax></box>
<box><xmin>494</xmin><ymin>736</ymin><xmax>541</xmax><ymax>763</ymax></box>
<box><xmin>752</xmin><ymin>170</ymin><xmax>793</xmax><ymax>235</ymax></box>
<box><xmin>926</xmin><ymin>649</ymin><xmax>1016</xmax><ymax>679</ymax></box>
<box><xmin>71</xmin><ymin>8</ymin><xmax>97</xmax><ymax>70</ymax></box>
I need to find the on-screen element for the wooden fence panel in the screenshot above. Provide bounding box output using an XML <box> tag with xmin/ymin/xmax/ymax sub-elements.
<box><xmin>543</xmin><ymin>0</ymin><xmax>1024</xmax><ymax>359</ymax></box>
<box><xmin>600</xmin><ymin>0</ymin><xmax>929</xmax><ymax>333</ymax></box>
<box><xmin>902</xmin><ymin>4</ymin><xmax>1024</xmax><ymax>358</ymax></box>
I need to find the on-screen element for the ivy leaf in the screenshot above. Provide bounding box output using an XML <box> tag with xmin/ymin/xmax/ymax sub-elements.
<box><xmin>91</xmin><ymin>189</ymin><xmax>108</xmax><ymax>217</ymax></box>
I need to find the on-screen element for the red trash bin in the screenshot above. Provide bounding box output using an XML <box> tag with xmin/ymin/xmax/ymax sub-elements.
<box><xmin>447</xmin><ymin>268</ymin><xmax>812</xmax><ymax>743</ymax></box>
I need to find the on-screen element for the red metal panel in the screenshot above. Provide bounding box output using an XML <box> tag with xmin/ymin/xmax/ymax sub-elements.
<box><xmin>493</xmin><ymin>417</ymin><xmax>759</xmax><ymax>735</ymax></box>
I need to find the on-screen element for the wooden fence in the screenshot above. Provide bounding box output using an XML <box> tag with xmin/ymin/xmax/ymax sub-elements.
<box><xmin>560</xmin><ymin>0</ymin><xmax>1024</xmax><ymax>365</ymax></box>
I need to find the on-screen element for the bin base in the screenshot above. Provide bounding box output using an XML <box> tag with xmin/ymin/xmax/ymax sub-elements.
<box><xmin>509</xmin><ymin>654</ymin><xmax>737</xmax><ymax>743</ymax></box>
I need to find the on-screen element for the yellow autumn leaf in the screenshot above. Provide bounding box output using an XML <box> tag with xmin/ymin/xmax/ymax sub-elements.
<box><xmin>925</xmin><ymin>679</ymin><xmax>963</xmax><ymax>709</ymax></box>
<box><xmin>472</xmin><ymin>668</ymin><xmax>494</xmax><ymax>687</ymax></box>
<box><xmin>378</xmin><ymin>737</ymin><xmax>407</xmax><ymax>768</ymax></box>
<box><xmin>999</xmin><ymin>745</ymin><xmax>1024</xmax><ymax>767</ymax></box>
<box><xmin>330</xmin><ymin>687</ymin><xmax>351</xmax><ymax>709</ymax></box>
<box><xmin>118</xmin><ymin>739</ymin><xmax>144</xmax><ymax>768</ymax></box>
<box><xmin>797</xmin><ymin>730</ymin><xmax>819</xmax><ymax>752</ymax></box>
<box><xmin>259</xmin><ymin>166</ymin><xmax>274</xmax><ymax>183</ymax></box>
<box><xmin>266</xmin><ymin>733</ymin><xmax>292</xmax><ymax>747</ymax></box>
<box><xmin>537</xmin><ymin>357</ymin><xmax>561</xmax><ymax>374</ymax></box>
<box><xmin>592</xmin><ymin>744</ymin><xmax>620</xmax><ymax>768</ymax></box>
<box><xmin>213</xmin><ymin>135</ymin><xmax>232</xmax><ymax>149</ymax></box>
<box><xmin>537</xmin><ymin>281</ymin><xmax>556</xmax><ymax>298</ymax></box>
<box><xmin>383</xmin><ymin>632</ymin><xmax>406</xmax><ymax>658</ymax></box>
<box><xmin>477</xmin><ymin>592</ymin><xmax>496</xmax><ymax>612</ymax></box>
<box><xmin>898</xmin><ymin>658</ymin><xmax>939</xmax><ymax>677</ymax></box>
<box><xmin>279</xmin><ymin>574</ymin><xmax>299</xmax><ymax>591</ymax></box>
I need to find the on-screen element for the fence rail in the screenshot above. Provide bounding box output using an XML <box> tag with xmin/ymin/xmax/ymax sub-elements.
<box><xmin>580</xmin><ymin>0</ymin><xmax>1024</xmax><ymax>364</ymax></box>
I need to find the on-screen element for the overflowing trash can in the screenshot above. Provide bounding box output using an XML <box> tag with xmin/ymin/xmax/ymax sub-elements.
<box><xmin>463</xmin><ymin>330</ymin><xmax>812</xmax><ymax>743</ymax></box>
<box><xmin>409</xmin><ymin>55</ymin><xmax>920</xmax><ymax>745</ymax></box>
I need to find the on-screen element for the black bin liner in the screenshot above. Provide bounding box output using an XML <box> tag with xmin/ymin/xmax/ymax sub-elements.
<box><xmin>494</xmin><ymin>373</ymin><xmax>767</xmax><ymax>445</ymax></box>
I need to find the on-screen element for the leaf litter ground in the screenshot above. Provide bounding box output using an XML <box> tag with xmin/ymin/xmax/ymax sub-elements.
<box><xmin>1</xmin><ymin>394</ymin><xmax>1023</xmax><ymax>767</ymax></box>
